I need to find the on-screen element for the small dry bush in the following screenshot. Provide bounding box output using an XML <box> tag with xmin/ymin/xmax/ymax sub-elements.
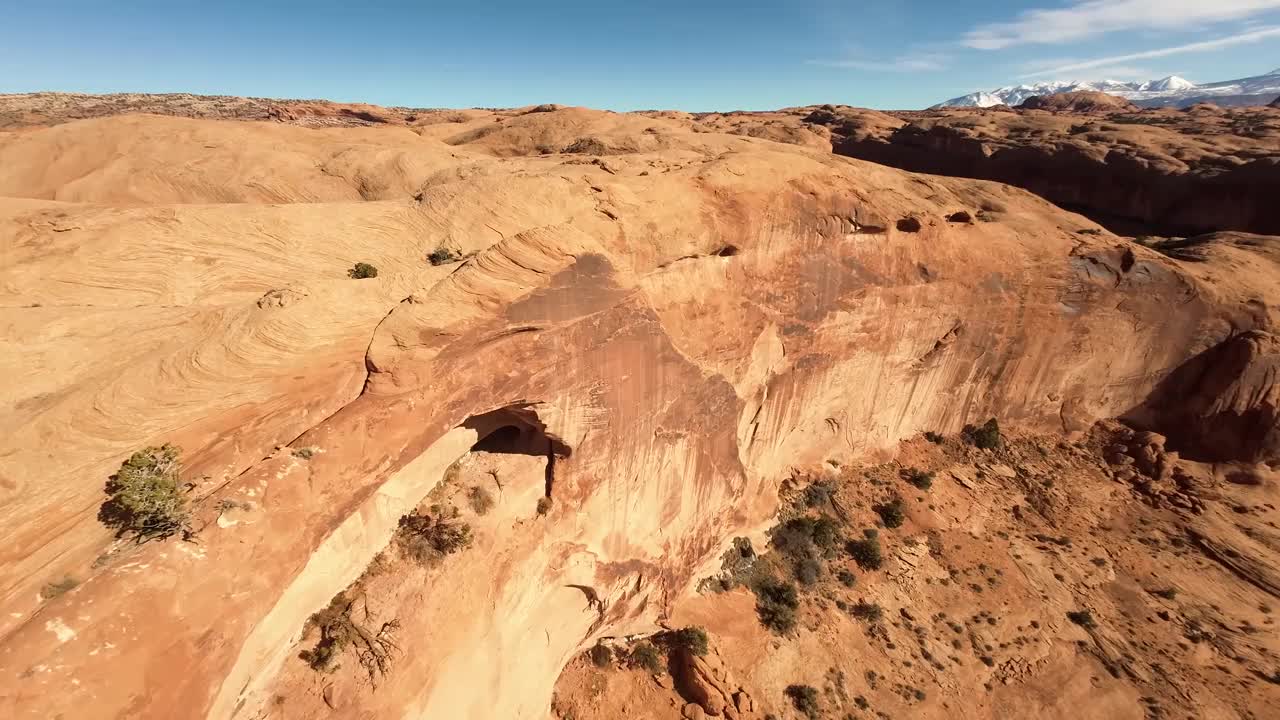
<box><xmin>394</xmin><ymin>510</ymin><xmax>473</xmax><ymax>566</ymax></box>
<box><xmin>467</xmin><ymin>485</ymin><xmax>495</xmax><ymax>515</ymax></box>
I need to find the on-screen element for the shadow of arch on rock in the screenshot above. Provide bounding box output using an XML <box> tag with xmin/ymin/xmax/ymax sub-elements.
<box><xmin>1121</xmin><ymin>330</ymin><xmax>1279</xmax><ymax>465</ymax></box>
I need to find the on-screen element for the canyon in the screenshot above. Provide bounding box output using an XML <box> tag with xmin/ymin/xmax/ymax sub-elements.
<box><xmin>796</xmin><ymin>99</ymin><xmax>1280</xmax><ymax>237</ymax></box>
<box><xmin>0</xmin><ymin>93</ymin><xmax>1277</xmax><ymax>719</ymax></box>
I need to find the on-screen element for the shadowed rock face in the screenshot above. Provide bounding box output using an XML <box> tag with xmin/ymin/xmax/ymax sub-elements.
<box><xmin>0</xmin><ymin>99</ymin><xmax>1277</xmax><ymax>720</ymax></box>
<box><xmin>797</xmin><ymin>101</ymin><xmax>1280</xmax><ymax>237</ymax></box>
<box><xmin>1130</xmin><ymin>329</ymin><xmax>1280</xmax><ymax>464</ymax></box>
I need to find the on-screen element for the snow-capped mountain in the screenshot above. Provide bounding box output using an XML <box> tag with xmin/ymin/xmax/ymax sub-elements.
<box><xmin>933</xmin><ymin>69</ymin><xmax>1280</xmax><ymax>109</ymax></box>
<box><xmin>1140</xmin><ymin>75</ymin><xmax>1197</xmax><ymax>92</ymax></box>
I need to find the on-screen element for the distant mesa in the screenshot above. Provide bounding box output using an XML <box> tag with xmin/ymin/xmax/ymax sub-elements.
<box><xmin>1018</xmin><ymin>91</ymin><xmax>1138</xmax><ymax>114</ymax></box>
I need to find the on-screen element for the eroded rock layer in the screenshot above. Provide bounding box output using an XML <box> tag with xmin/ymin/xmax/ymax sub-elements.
<box><xmin>802</xmin><ymin>101</ymin><xmax>1280</xmax><ymax>237</ymax></box>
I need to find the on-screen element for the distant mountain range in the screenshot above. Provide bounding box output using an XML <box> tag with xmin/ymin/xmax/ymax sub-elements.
<box><xmin>934</xmin><ymin>68</ymin><xmax>1280</xmax><ymax>109</ymax></box>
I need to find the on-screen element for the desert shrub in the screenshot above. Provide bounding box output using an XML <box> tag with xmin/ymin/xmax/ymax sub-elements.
<box><xmin>589</xmin><ymin>643</ymin><xmax>613</xmax><ymax>668</ymax></box>
<box><xmin>394</xmin><ymin>511</ymin><xmax>473</xmax><ymax>566</ymax></box>
<box><xmin>874</xmin><ymin>497</ymin><xmax>906</xmax><ymax>528</ymax></box>
<box><xmin>773</xmin><ymin>515</ymin><xmax>839</xmax><ymax>554</ymax></box>
<box><xmin>292</xmin><ymin>446</ymin><xmax>318</xmax><ymax>460</ymax></box>
<box><xmin>427</xmin><ymin>247</ymin><xmax>461</xmax><ymax>266</ymax></box>
<box><xmin>785</xmin><ymin>684</ymin><xmax>821</xmax><ymax>719</ymax></box>
<box><xmin>1067</xmin><ymin>610</ymin><xmax>1096</xmax><ymax>628</ymax></box>
<box><xmin>795</xmin><ymin>556</ymin><xmax>823</xmax><ymax>586</ymax></box>
<box><xmin>837</xmin><ymin>569</ymin><xmax>857</xmax><ymax>587</ymax></box>
<box><xmin>348</xmin><ymin>262</ymin><xmax>378</xmax><ymax>279</ymax></box>
<box><xmin>669</xmin><ymin>626</ymin><xmax>709</xmax><ymax>657</ymax></box>
<box><xmin>771</xmin><ymin>517</ymin><xmax>817</xmax><ymax>555</ymax></box>
<box><xmin>904</xmin><ymin>467</ymin><xmax>934</xmax><ymax>490</ymax></box>
<box><xmin>850</xmin><ymin>600</ymin><xmax>883</xmax><ymax>623</ymax></box>
<box><xmin>847</xmin><ymin>534</ymin><xmax>883</xmax><ymax>570</ymax></box>
<box><xmin>41</xmin><ymin>576</ymin><xmax>79</xmax><ymax>600</ymax></box>
<box><xmin>771</xmin><ymin>515</ymin><xmax>839</xmax><ymax>584</ymax></box>
<box><xmin>98</xmin><ymin>444</ymin><xmax>192</xmax><ymax>543</ymax></box>
<box><xmin>802</xmin><ymin>482</ymin><xmax>832</xmax><ymax>508</ymax></box>
<box><xmin>810</xmin><ymin>516</ymin><xmax>839</xmax><ymax>550</ymax></box>
<box><xmin>536</xmin><ymin>496</ymin><xmax>554</xmax><ymax>515</ymax></box>
<box><xmin>300</xmin><ymin>593</ymin><xmax>354</xmax><ymax>672</ymax></box>
<box><xmin>467</xmin><ymin>485</ymin><xmax>495</xmax><ymax>515</ymax></box>
<box><xmin>924</xmin><ymin>431</ymin><xmax>945</xmax><ymax>444</ymax></box>
<box><xmin>962</xmin><ymin>418</ymin><xmax>1001</xmax><ymax>450</ymax></box>
<box><xmin>628</xmin><ymin>642</ymin><xmax>663</xmax><ymax>673</ymax></box>
<box><xmin>754</xmin><ymin>578</ymin><xmax>800</xmax><ymax>634</ymax></box>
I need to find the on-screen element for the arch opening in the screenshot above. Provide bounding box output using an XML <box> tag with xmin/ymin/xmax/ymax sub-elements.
<box><xmin>463</xmin><ymin>405</ymin><xmax>571</xmax><ymax>458</ymax></box>
<box><xmin>461</xmin><ymin>404</ymin><xmax>571</xmax><ymax>499</ymax></box>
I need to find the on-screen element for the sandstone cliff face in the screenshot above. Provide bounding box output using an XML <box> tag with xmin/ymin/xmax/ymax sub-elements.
<box><xmin>0</xmin><ymin>103</ymin><xmax>1277</xmax><ymax>720</ymax></box>
<box><xmin>801</xmin><ymin>103</ymin><xmax>1280</xmax><ymax>237</ymax></box>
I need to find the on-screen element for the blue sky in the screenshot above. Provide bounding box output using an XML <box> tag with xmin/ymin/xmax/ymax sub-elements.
<box><xmin>1</xmin><ymin>1</ymin><xmax>1278</xmax><ymax>110</ymax></box>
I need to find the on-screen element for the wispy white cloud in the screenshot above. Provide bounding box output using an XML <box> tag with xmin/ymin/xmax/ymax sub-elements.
<box><xmin>807</xmin><ymin>53</ymin><xmax>949</xmax><ymax>72</ymax></box>
<box><xmin>1066</xmin><ymin>65</ymin><xmax>1154</xmax><ymax>80</ymax></box>
<box><xmin>1017</xmin><ymin>57</ymin><xmax>1157</xmax><ymax>80</ymax></box>
<box><xmin>1019</xmin><ymin>26</ymin><xmax>1280</xmax><ymax>76</ymax></box>
<box><xmin>965</xmin><ymin>0</ymin><xmax>1280</xmax><ymax>49</ymax></box>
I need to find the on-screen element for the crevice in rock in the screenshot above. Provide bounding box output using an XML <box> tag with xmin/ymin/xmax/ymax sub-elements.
<box><xmin>657</xmin><ymin>245</ymin><xmax>742</xmax><ymax>269</ymax></box>
<box><xmin>1187</xmin><ymin>526</ymin><xmax>1280</xmax><ymax>598</ymax></box>
<box><xmin>915</xmin><ymin>321</ymin><xmax>965</xmax><ymax>366</ymax></box>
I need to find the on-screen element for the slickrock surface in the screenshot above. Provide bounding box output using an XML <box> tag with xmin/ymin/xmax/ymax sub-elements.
<box><xmin>0</xmin><ymin>93</ymin><xmax>1276</xmax><ymax>719</ymax></box>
